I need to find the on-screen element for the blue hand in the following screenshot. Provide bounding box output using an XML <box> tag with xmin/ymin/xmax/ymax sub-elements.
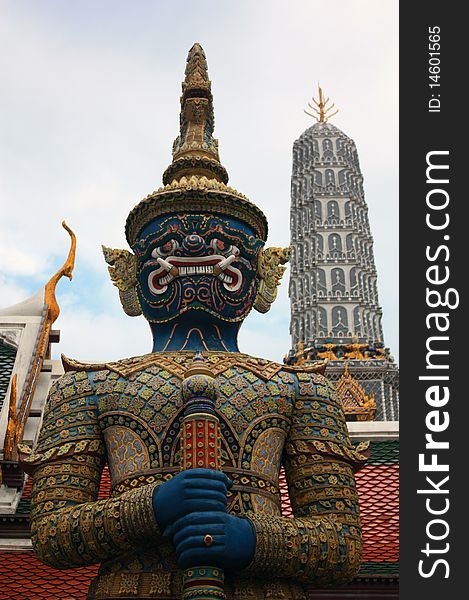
<box><xmin>165</xmin><ymin>511</ymin><xmax>256</xmax><ymax>572</ymax></box>
<box><xmin>152</xmin><ymin>469</ymin><xmax>232</xmax><ymax>532</ymax></box>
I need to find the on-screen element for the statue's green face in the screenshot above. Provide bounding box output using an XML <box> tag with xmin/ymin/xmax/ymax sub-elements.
<box><xmin>132</xmin><ymin>214</ymin><xmax>263</xmax><ymax>323</ymax></box>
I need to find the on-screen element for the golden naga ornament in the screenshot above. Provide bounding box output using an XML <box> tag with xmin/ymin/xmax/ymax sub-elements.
<box><xmin>254</xmin><ymin>246</ymin><xmax>292</xmax><ymax>313</ymax></box>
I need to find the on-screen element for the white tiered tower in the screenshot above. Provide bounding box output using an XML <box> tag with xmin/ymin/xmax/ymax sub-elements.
<box><xmin>289</xmin><ymin>120</ymin><xmax>384</xmax><ymax>346</ymax></box>
<box><xmin>288</xmin><ymin>89</ymin><xmax>398</xmax><ymax>421</ymax></box>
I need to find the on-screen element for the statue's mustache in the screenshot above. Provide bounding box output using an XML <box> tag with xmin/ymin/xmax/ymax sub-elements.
<box><xmin>142</xmin><ymin>253</ymin><xmax>242</xmax><ymax>295</ymax></box>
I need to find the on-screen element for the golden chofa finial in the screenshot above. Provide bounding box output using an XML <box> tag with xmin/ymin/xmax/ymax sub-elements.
<box><xmin>304</xmin><ymin>84</ymin><xmax>339</xmax><ymax>123</ymax></box>
<box><xmin>44</xmin><ymin>221</ymin><xmax>76</xmax><ymax>325</ymax></box>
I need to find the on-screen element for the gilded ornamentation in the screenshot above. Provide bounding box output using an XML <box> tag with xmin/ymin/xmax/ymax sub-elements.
<box><xmin>104</xmin><ymin>426</ymin><xmax>151</xmax><ymax>482</ymax></box>
<box><xmin>304</xmin><ymin>85</ymin><xmax>339</xmax><ymax>124</ymax></box>
<box><xmin>286</xmin><ymin>342</ymin><xmax>389</xmax><ymax>366</ymax></box>
<box><xmin>61</xmin><ymin>350</ymin><xmax>326</xmax><ymax>382</ymax></box>
<box><xmin>335</xmin><ymin>363</ymin><xmax>377</xmax><ymax>421</ymax></box>
<box><xmin>294</xmin><ymin>341</ymin><xmax>305</xmax><ymax>366</ymax></box>
<box><xmin>3</xmin><ymin>373</ymin><xmax>18</xmax><ymax>461</ymax></box>
<box><xmin>316</xmin><ymin>344</ymin><xmax>338</xmax><ymax>361</ymax></box>
<box><xmin>251</xmin><ymin>429</ymin><xmax>286</xmax><ymax>481</ymax></box>
<box><xmin>44</xmin><ymin>221</ymin><xmax>76</xmax><ymax>325</ymax></box>
<box><xmin>343</xmin><ymin>343</ymin><xmax>368</xmax><ymax>360</ymax></box>
<box><xmin>149</xmin><ymin>572</ymin><xmax>172</xmax><ymax>595</ymax></box>
<box><xmin>102</xmin><ymin>246</ymin><xmax>142</xmax><ymax>316</ymax></box>
<box><xmin>5</xmin><ymin>222</ymin><xmax>76</xmax><ymax>461</ymax></box>
<box><xmin>254</xmin><ymin>247</ymin><xmax>291</xmax><ymax>313</ymax></box>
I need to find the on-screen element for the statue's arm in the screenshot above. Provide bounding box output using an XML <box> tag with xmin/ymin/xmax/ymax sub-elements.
<box><xmin>245</xmin><ymin>372</ymin><xmax>365</xmax><ymax>585</ymax></box>
<box><xmin>27</xmin><ymin>371</ymin><xmax>161</xmax><ymax>569</ymax></box>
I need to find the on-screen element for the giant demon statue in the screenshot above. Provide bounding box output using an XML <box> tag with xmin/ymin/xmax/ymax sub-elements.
<box><xmin>24</xmin><ymin>44</ymin><xmax>365</xmax><ymax>600</ymax></box>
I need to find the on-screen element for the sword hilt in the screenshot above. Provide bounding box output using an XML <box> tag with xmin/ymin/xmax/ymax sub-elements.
<box><xmin>180</xmin><ymin>353</ymin><xmax>225</xmax><ymax>600</ymax></box>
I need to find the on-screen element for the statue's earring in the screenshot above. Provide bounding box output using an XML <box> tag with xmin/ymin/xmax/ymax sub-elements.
<box><xmin>254</xmin><ymin>246</ymin><xmax>292</xmax><ymax>313</ymax></box>
<box><xmin>102</xmin><ymin>246</ymin><xmax>142</xmax><ymax>316</ymax></box>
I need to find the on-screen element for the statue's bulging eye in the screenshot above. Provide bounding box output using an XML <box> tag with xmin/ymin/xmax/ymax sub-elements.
<box><xmin>151</xmin><ymin>239</ymin><xmax>179</xmax><ymax>258</ymax></box>
<box><xmin>209</xmin><ymin>238</ymin><xmax>224</xmax><ymax>252</ymax></box>
<box><xmin>209</xmin><ymin>238</ymin><xmax>240</xmax><ymax>257</ymax></box>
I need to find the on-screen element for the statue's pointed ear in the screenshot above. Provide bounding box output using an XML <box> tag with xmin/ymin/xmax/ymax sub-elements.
<box><xmin>102</xmin><ymin>246</ymin><xmax>142</xmax><ymax>317</ymax></box>
<box><xmin>254</xmin><ymin>246</ymin><xmax>292</xmax><ymax>313</ymax></box>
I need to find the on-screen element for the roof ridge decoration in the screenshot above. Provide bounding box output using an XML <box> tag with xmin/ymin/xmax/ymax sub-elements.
<box><xmin>336</xmin><ymin>363</ymin><xmax>377</xmax><ymax>421</ymax></box>
<box><xmin>304</xmin><ymin>84</ymin><xmax>339</xmax><ymax>123</ymax></box>
<box><xmin>3</xmin><ymin>222</ymin><xmax>76</xmax><ymax>461</ymax></box>
<box><xmin>125</xmin><ymin>44</ymin><xmax>269</xmax><ymax>245</ymax></box>
<box><xmin>44</xmin><ymin>221</ymin><xmax>76</xmax><ymax>325</ymax></box>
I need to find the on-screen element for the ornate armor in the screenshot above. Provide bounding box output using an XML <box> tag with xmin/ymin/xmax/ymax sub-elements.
<box><xmin>26</xmin><ymin>352</ymin><xmax>364</xmax><ymax>598</ymax></box>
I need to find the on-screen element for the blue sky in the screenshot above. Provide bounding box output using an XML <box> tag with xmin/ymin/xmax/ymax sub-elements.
<box><xmin>0</xmin><ymin>0</ymin><xmax>398</xmax><ymax>363</ymax></box>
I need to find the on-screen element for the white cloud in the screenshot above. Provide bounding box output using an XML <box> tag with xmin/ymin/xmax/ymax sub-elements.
<box><xmin>0</xmin><ymin>237</ymin><xmax>46</xmax><ymax>277</ymax></box>
<box><xmin>240</xmin><ymin>280</ymin><xmax>292</xmax><ymax>362</ymax></box>
<box><xmin>0</xmin><ymin>274</ymin><xmax>30</xmax><ymax>307</ymax></box>
<box><xmin>53</xmin><ymin>306</ymin><xmax>151</xmax><ymax>362</ymax></box>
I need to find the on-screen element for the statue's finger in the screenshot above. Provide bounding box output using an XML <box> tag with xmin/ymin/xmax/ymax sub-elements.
<box><xmin>164</xmin><ymin>511</ymin><xmax>225</xmax><ymax>538</ymax></box>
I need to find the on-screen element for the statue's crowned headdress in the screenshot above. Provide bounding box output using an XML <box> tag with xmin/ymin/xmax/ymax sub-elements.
<box><xmin>103</xmin><ymin>44</ymin><xmax>290</xmax><ymax>342</ymax></box>
<box><xmin>126</xmin><ymin>43</ymin><xmax>268</xmax><ymax>246</ymax></box>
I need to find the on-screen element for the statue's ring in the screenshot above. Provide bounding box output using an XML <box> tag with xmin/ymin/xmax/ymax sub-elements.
<box><xmin>203</xmin><ymin>534</ymin><xmax>213</xmax><ymax>547</ymax></box>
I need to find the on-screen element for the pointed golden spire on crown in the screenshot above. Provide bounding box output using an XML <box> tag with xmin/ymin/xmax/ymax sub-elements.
<box><xmin>304</xmin><ymin>84</ymin><xmax>339</xmax><ymax>123</ymax></box>
<box><xmin>125</xmin><ymin>43</ymin><xmax>269</xmax><ymax>245</ymax></box>
<box><xmin>163</xmin><ymin>43</ymin><xmax>229</xmax><ymax>185</ymax></box>
<box><xmin>182</xmin><ymin>42</ymin><xmax>210</xmax><ymax>95</ymax></box>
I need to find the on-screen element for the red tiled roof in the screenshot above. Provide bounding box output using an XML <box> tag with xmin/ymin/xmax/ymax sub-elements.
<box><xmin>356</xmin><ymin>464</ymin><xmax>399</xmax><ymax>563</ymax></box>
<box><xmin>22</xmin><ymin>476</ymin><xmax>32</xmax><ymax>499</ymax></box>
<box><xmin>279</xmin><ymin>463</ymin><xmax>399</xmax><ymax>563</ymax></box>
<box><xmin>0</xmin><ymin>552</ymin><xmax>97</xmax><ymax>600</ymax></box>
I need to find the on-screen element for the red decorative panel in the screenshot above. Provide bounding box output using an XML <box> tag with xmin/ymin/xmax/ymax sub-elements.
<box><xmin>181</xmin><ymin>415</ymin><xmax>221</xmax><ymax>470</ymax></box>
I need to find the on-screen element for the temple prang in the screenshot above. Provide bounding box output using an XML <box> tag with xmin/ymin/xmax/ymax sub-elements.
<box><xmin>287</xmin><ymin>98</ymin><xmax>399</xmax><ymax>421</ymax></box>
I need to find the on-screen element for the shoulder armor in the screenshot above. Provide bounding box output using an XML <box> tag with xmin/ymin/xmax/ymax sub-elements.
<box><xmin>61</xmin><ymin>354</ymin><xmax>111</xmax><ymax>373</ymax></box>
<box><xmin>62</xmin><ymin>351</ymin><xmax>318</xmax><ymax>382</ymax></box>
